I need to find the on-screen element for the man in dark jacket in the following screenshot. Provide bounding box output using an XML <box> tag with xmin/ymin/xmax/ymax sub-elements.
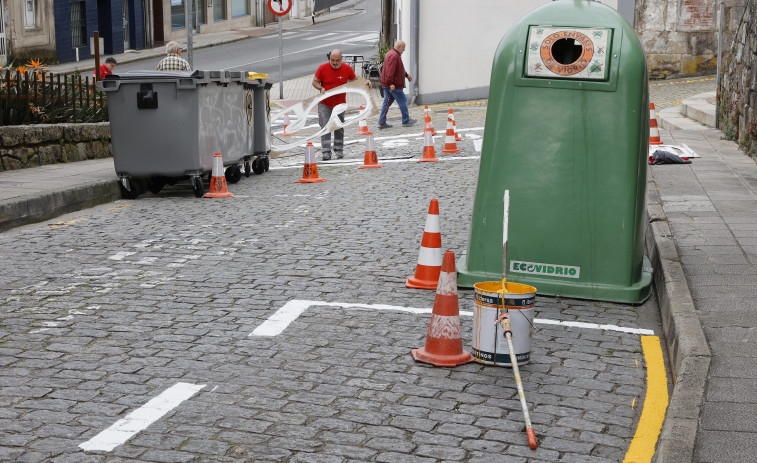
<box><xmin>378</xmin><ymin>40</ymin><xmax>417</xmax><ymax>129</ymax></box>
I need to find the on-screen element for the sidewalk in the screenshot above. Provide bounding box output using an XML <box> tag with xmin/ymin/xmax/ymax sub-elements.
<box><xmin>650</xmin><ymin>103</ymin><xmax>757</xmax><ymax>462</ymax></box>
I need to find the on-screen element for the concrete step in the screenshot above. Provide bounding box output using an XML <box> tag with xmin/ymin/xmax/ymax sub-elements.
<box><xmin>681</xmin><ymin>91</ymin><xmax>717</xmax><ymax>127</ymax></box>
<box><xmin>657</xmin><ymin>91</ymin><xmax>716</xmax><ymax>130</ymax></box>
<box><xmin>658</xmin><ymin>106</ymin><xmax>707</xmax><ymax>130</ymax></box>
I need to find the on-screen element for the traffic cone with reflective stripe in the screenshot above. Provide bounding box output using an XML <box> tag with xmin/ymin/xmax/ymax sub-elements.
<box><xmin>418</xmin><ymin>113</ymin><xmax>439</xmax><ymax>163</ymax></box>
<box><xmin>411</xmin><ymin>250</ymin><xmax>474</xmax><ymax>367</ymax></box>
<box><xmin>406</xmin><ymin>199</ymin><xmax>443</xmax><ymax>289</ymax></box>
<box><xmin>441</xmin><ymin>111</ymin><xmax>461</xmax><ymax>154</ymax></box>
<box><xmin>357</xmin><ymin>106</ymin><xmax>371</xmax><ymax>135</ymax></box>
<box><xmin>649</xmin><ymin>103</ymin><xmax>663</xmax><ymax>145</ymax></box>
<box><xmin>359</xmin><ymin>133</ymin><xmax>382</xmax><ymax>169</ymax></box>
<box><xmin>424</xmin><ymin>106</ymin><xmax>437</xmax><ymax>135</ymax></box>
<box><xmin>282</xmin><ymin>113</ymin><xmax>297</xmax><ymax>136</ymax></box>
<box><xmin>296</xmin><ymin>143</ymin><xmax>326</xmax><ymax>183</ymax></box>
<box><xmin>451</xmin><ymin>109</ymin><xmax>462</xmax><ymax>141</ymax></box>
<box><xmin>204</xmin><ymin>153</ymin><xmax>234</xmax><ymax>198</ymax></box>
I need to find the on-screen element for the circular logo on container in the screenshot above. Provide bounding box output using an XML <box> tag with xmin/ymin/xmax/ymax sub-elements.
<box><xmin>540</xmin><ymin>30</ymin><xmax>595</xmax><ymax>76</ymax></box>
<box><xmin>245</xmin><ymin>92</ymin><xmax>253</xmax><ymax>125</ymax></box>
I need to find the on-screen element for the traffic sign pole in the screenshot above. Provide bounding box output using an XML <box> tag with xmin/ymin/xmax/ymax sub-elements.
<box><xmin>279</xmin><ymin>16</ymin><xmax>284</xmax><ymax>99</ymax></box>
<box><xmin>268</xmin><ymin>0</ymin><xmax>292</xmax><ymax>100</ymax></box>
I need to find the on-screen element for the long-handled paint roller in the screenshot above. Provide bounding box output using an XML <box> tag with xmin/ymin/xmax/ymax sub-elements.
<box><xmin>498</xmin><ymin>190</ymin><xmax>538</xmax><ymax>450</ymax></box>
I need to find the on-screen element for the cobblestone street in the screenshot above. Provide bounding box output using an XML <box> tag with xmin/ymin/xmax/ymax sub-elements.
<box><xmin>0</xmin><ymin>100</ymin><xmax>668</xmax><ymax>462</ymax></box>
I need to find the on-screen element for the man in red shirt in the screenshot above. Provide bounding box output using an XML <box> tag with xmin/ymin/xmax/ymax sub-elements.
<box><xmin>312</xmin><ymin>49</ymin><xmax>360</xmax><ymax>161</ymax></box>
<box><xmin>94</xmin><ymin>57</ymin><xmax>117</xmax><ymax>80</ymax></box>
<box><xmin>378</xmin><ymin>40</ymin><xmax>416</xmax><ymax>129</ymax></box>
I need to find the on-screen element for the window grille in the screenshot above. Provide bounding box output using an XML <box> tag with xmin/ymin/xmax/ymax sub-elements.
<box><xmin>71</xmin><ymin>1</ymin><xmax>86</xmax><ymax>48</ymax></box>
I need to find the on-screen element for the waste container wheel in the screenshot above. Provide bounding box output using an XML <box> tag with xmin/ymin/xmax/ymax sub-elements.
<box><xmin>147</xmin><ymin>177</ymin><xmax>165</xmax><ymax>194</ymax></box>
<box><xmin>225</xmin><ymin>165</ymin><xmax>243</xmax><ymax>184</ymax></box>
<box><xmin>244</xmin><ymin>160</ymin><xmax>252</xmax><ymax>178</ymax></box>
<box><xmin>192</xmin><ymin>177</ymin><xmax>205</xmax><ymax>198</ymax></box>
<box><xmin>252</xmin><ymin>157</ymin><xmax>265</xmax><ymax>175</ymax></box>
<box><xmin>264</xmin><ymin>156</ymin><xmax>270</xmax><ymax>172</ymax></box>
<box><xmin>120</xmin><ymin>178</ymin><xmax>141</xmax><ymax>199</ymax></box>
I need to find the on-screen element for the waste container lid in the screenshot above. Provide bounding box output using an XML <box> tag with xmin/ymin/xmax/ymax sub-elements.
<box><xmin>106</xmin><ymin>70</ymin><xmax>199</xmax><ymax>80</ymax></box>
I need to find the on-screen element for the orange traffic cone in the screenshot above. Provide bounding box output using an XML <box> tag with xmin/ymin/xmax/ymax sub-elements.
<box><xmin>358</xmin><ymin>133</ymin><xmax>382</xmax><ymax>169</ymax></box>
<box><xmin>649</xmin><ymin>103</ymin><xmax>663</xmax><ymax>145</ymax></box>
<box><xmin>451</xmin><ymin>109</ymin><xmax>462</xmax><ymax>141</ymax></box>
<box><xmin>204</xmin><ymin>153</ymin><xmax>234</xmax><ymax>198</ymax></box>
<box><xmin>282</xmin><ymin>113</ymin><xmax>297</xmax><ymax>136</ymax></box>
<box><xmin>406</xmin><ymin>199</ymin><xmax>443</xmax><ymax>289</ymax></box>
<box><xmin>441</xmin><ymin>111</ymin><xmax>461</xmax><ymax>154</ymax></box>
<box><xmin>424</xmin><ymin>106</ymin><xmax>437</xmax><ymax>135</ymax></box>
<box><xmin>357</xmin><ymin>106</ymin><xmax>371</xmax><ymax>135</ymax></box>
<box><xmin>411</xmin><ymin>250</ymin><xmax>474</xmax><ymax>367</ymax></box>
<box><xmin>418</xmin><ymin>113</ymin><xmax>439</xmax><ymax>163</ymax></box>
<box><xmin>295</xmin><ymin>143</ymin><xmax>326</xmax><ymax>183</ymax></box>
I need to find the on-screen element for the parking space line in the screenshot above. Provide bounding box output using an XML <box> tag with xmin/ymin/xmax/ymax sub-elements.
<box><xmin>623</xmin><ymin>336</ymin><xmax>669</xmax><ymax>463</ymax></box>
<box><xmin>79</xmin><ymin>382</ymin><xmax>206</xmax><ymax>452</ymax></box>
<box><xmin>249</xmin><ymin>299</ymin><xmax>655</xmax><ymax>337</ymax></box>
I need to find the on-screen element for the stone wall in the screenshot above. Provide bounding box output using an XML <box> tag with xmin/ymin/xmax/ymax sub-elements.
<box><xmin>636</xmin><ymin>0</ymin><xmax>746</xmax><ymax>79</ymax></box>
<box><xmin>0</xmin><ymin>123</ymin><xmax>111</xmax><ymax>172</ymax></box>
<box><xmin>719</xmin><ymin>1</ymin><xmax>756</xmax><ymax>157</ymax></box>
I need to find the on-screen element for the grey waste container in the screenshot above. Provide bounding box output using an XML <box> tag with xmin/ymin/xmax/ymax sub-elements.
<box><xmin>246</xmin><ymin>78</ymin><xmax>272</xmax><ymax>175</ymax></box>
<box><xmin>98</xmin><ymin>70</ymin><xmax>261</xmax><ymax>198</ymax></box>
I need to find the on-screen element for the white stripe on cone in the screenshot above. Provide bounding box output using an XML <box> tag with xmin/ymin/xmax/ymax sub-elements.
<box><xmin>424</xmin><ymin>214</ymin><xmax>440</xmax><ymax>233</ymax></box>
<box><xmin>417</xmin><ymin>247</ymin><xmax>443</xmax><ymax>267</ymax></box>
<box><xmin>427</xmin><ymin>314</ymin><xmax>462</xmax><ymax>339</ymax></box>
<box><xmin>436</xmin><ymin>270</ymin><xmax>457</xmax><ymax>296</ymax></box>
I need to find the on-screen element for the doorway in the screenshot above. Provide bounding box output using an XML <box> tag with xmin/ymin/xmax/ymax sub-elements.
<box><xmin>152</xmin><ymin>0</ymin><xmax>164</xmax><ymax>45</ymax></box>
<box><xmin>0</xmin><ymin>0</ymin><xmax>7</xmax><ymax>66</ymax></box>
<box><xmin>123</xmin><ymin>0</ymin><xmax>130</xmax><ymax>50</ymax></box>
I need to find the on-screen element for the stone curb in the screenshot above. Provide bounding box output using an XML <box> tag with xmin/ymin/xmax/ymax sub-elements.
<box><xmin>645</xmin><ymin>200</ymin><xmax>711</xmax><ymax>463</ymax></box>
<box><xmin>0</xmin><ymin>180</ymin><xmax>121</xmax><ymax>233</ymax></box>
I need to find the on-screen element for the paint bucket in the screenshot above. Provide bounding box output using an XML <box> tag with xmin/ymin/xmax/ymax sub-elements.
<box><xmin>472</xmin><ymin>281</ymin><xmax>536</xmax><ymax>367</ymax></box>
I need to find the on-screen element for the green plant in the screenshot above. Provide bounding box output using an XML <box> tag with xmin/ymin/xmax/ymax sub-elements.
<box><xmin>374</xmin><ymin>41</ymin><xmax>392</xmax><ymax>63</ymax></box>
<box><xmin>1</xmin><ymin>59</ymin><xmax>108</xmax><ymax>126</ymax></box>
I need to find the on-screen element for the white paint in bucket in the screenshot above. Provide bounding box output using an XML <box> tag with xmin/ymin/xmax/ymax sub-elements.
<box><xmin>472</xmin><ymin>281</ymin><xmax>536</xmax><ymax>367</ymax></box>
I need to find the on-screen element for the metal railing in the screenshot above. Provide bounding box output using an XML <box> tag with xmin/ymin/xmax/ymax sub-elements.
<box><xmin>0</xmin><ymin>69</ymin><xmax>108</xmax><ymax>126</ymax></box>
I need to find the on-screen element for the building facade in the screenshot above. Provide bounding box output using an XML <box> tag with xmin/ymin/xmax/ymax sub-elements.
<box><xmin>1</xmin><ymin>0</ymin><xmax>57</xmax><ymax>65</ymax></box>
<box><xmin>154</xmin><ymin>0</ymin><xmax>267</xmax><ymax>44</ymax></box>
<box><xmin>53</xmin><ymin>0</ymin><xmax>146</xmax><ymax>64</ymax></box>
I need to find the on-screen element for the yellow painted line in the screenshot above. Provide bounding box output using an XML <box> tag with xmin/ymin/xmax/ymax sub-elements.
<box><xmin>108</xmin><ymin>203</ymin><xmax>134</xmax><ymax>211</ymax></box>
<box><xmin>47</xmin><ymin>218</ymin><xmax>87</xmax><ymax>229</ymax></box>
<box><xmin>623</xmin><ymin>336</ymin><xmax>669</xmax><ymax>463</ymax></box>
<box><xmin>427</xmin><ymin>100</ymin><xmax>488</xmax><ymax>109</ymax></box>
<box><xmin>649</xmin><ymin>77</ymin><xmax>715</xmax><ymax>87</ymax></box>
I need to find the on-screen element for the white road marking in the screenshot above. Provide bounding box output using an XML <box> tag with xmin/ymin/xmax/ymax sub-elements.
<box><xmin>259</xmin><ymin>31</ymin><xmax>299</xmax><ymax>39</ymax></box>
<box><xmin>301</xmin><ymin>32</ymin><xmax>341</xmax><ymax>41</ymax></box>
<box><xmin>250</xmin><ymin>300</ymin><xmax>655</xmax><ymax>337</ymax></box>
<box><xmin>79</xmin><ymin>382</ymin><xmax>206</xmax><ymax>452</ymax></box>
<box><xmin>233</xmin><ymin>40</ymin><xmax>369</xmax><ymax>68</ymax></box>
<box><xmin>535</xmin><ymin>319</ymin><xmax>654</xmax><ymax>335</ymax></box>
<box><xmin>344</xmin><ymin>33</ymin><xmax>380</xmax><ymax>42</ymax></box>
